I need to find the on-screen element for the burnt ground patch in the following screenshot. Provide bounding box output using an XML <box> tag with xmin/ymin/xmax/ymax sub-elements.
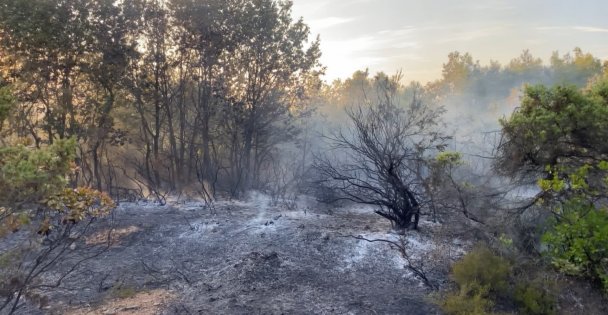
<box><xmin>18</xmin><ymin>196</ymin><xmax>449</xmax><ymax>315</ymax></box>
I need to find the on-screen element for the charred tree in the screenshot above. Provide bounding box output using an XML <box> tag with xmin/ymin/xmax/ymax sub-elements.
<box><xmin>314</xmin><ymin>75</ymin><xmax>448</xmax><ymax>230</ymax></box>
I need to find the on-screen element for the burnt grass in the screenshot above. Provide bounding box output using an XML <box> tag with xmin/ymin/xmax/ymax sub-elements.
<box><xmin>24</xmin><ymin>195</ymin><xmax>452</xmax><ymax>314</ymax></box>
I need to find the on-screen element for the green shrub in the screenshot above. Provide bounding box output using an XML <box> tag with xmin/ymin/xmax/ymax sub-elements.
<box><xmin>441</xmin><ymin>282</ymin><xmax>494</xmax><ymax>315</ymax></box>
<box><xmin>0</xmin><ymin>138</ymin><xmax>79</xmax><ymax>236</ymax></box>
<box><xmin>0</xmin><ymin>138</ymin><xmax>77</xmax><ymax>206</ymax></box>
<box><xmin>0</xmin><ymin>138</ymin><xmax>115</xmax><ymax>310</ymax></box>
<box><xmin>514</xmin><ymin>280</ymin><xmax>557</xmax><ymax>315</ymax></box>
<box><xmin>542</xmin><ymin>200</ymin><xmax>608</xmax><ymax>293</ymax></box>
<box><xmin>441</xmin><ymin>245</ymin><xmax>563</xmax><ymax>314</ymax></box>
<box><xmin>439</xmin><ymin>246</ymin><xmax>512</xmax><ymax>315</ymax></box>
<box><xmin>451</xmin><ymin>245</ymin><xmax>511</xmax><ymax>294</ymax></box>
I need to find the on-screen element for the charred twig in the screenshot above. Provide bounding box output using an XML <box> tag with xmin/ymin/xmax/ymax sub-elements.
<box><xmin>337</xmin><ymin>234</ymin><xmax>438</xmax><ymax>290</ymax></box>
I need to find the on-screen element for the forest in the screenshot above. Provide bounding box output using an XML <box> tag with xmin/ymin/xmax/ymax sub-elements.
<box><xmin>0</xmin><ymin>0</ymin><xmax>607</xmax><ymax>314</ymax></box>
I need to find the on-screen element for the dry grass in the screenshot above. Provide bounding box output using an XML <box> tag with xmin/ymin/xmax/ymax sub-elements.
<box><xmin>66</xmin><ymin>289</ymin><xmax>174</xmax><ymax>315</ymax></box>
<box><xmin>86</xmin><ymin>226</ymin><xmax>141</xmax><ymax>246</ymax></box>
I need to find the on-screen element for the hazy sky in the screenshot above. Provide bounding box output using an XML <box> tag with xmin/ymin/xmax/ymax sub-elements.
<box><xmin>291</xmin><ymin>0</ymin><xmax>608</xmax><ymax>83</ymax></box>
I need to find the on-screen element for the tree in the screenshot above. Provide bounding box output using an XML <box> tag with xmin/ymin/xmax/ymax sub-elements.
<box><xmin>440</xmin><ymin>51</ymin><xmax>478</xmax><ymax>92</ymax></box>
<box><xmin>0</xmin><ymin>0</ymin><xmax>144</xmax><ymax>193</ymax></box>
<box><xmin>498</xmin><ymin>77</ymin><xmax>608</xmax><ymax>292</ymax></box>
<box><xmin>314</xmin><ymin>74</ymin><xmax>448</xmax><ymax>230</ymax></box>
<box><xmin>108</xmin><ymin>0</ymin><xmax>321</xmax><ymax>199</ymax></box>
<box><xmin>220</xmin><ymin>0</ymin><xmax>322</xmax><ymax>194</ymax></box>
<box><xmin>497</xmin><ymin>79</ymin><xmax>608</xmax><ymax>183</ymax></box>
<box><xmin>507</xmin><ymin>49</ymin><xmax>543</xmax><ymax>74</ymax></box>
<box><xmin>550</xmin><ymin>48</ymin><xmax>603</xmax><ymax>87</ymax></box>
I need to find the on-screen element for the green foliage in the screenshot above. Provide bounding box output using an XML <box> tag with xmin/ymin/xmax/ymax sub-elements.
<box><xmin>451</xmin><ymin>245</ymin><xmax>511</xmax><ymax>294</ymax></box>
<box><xmin>441</xmin><ymin>51</ymin><xmax>477</xmax><ymax>90</ymax></box>
<box><xmin>429</xmin><ymin>151</ymin><xmax>465</xmax><ymax>192</ymax></box>
<box><xmin>0</xmin><ymin>138</ymin><xmax>76</xmax><ymax>207</ymax></box>
<box><xmin>551</xmin><ymin>48</ymin><xmax>603</xmax><ymax>85</ymax></box>
<box><xmin>45</xmin><ymin>187</ymin><xmax>115</xmax><ymax>229</ymax></box>
<box><xmin>542</xmin><ymin>200</ymin><xmax>608</xmax><ymax>293</ymax></box>
<box><xmin>425</xmin><ymin>48</ymin><xmax>601</xmax><ymax>123</ymax></box>
<box><xmin>500</xmin><ymin>76</ymin><xmax>608</xmax><ymax>296</ymax></box>
<box><xmin>441</xmin><ymin>245</ymin><xmax>560</xmax><ymax>314</ymax></box>
<box><xmin>499</xmin><ymin>77</ymin><xmax>608</xmax><ymax>177</ymax></box>
<box><xmin>537</xmin><ymin>168</ymin><xmax>566</xmax><ymax>193</ymax></box>
<box><xmin>0</xmin><ymin>86</ymin><xmax>14</xmax><ymax>128</ymax></box>
<box><xmin>439</xmin><ymin>246</ymin><xmax>513</xmax><ymax>315</ymax></box>
<box><xmin>508</xmin><ymin>49</ymin><xmax>543</xmax><ymax>74</ymax></box>
<box><xmin>441</xmin><ymin>282</ymin><xmax>494</xmax><ymax>315</ymax></box>
<box><xmin>0</xmin><ymin>137</ymin><xmax>114</xmax><ymax>236</ymax></box>
<box><xmin>514</xmin><ymin>280</ymin><xmax>557</xmax><ymax>315</ymax></box>
<box><xmin>435</xmin><ymin>151</ymin><xmax>463</xmax><ymax>167</ymax></box>
<box><xmin>537</xmin><ymin>164</ymin><xmax>600</xmax><ymax>198</ymax></box>
<box><xmin>0</xmin><ymin>137</ymin><xmax>115</xmax><ymax>312</ymax></box>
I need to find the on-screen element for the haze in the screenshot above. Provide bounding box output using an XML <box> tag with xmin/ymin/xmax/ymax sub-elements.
<box><xmin>1</xmin><ymin>1</ymin><xmax>608</xmax><ymax>313</ymax></box>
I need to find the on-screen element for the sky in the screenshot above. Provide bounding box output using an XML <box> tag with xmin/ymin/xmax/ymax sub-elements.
<box><xmin>291</xmin><ymin>0</ymin><xmax>608</xmax><ymax>84</ymax></box>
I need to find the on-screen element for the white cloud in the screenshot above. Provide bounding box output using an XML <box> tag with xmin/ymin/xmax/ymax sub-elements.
<box><xmin>438</xmin><ymin>27</ymin><xmax>506</xmax><ymax>43</ymax></box>
<box><xmin>308</xmin><ymin>17</ymin><xmax>355</xmax><ymax>30</ymax></box>
<box><xmin>573</xmin><ymin>26</ymin><xmax>608</xmax><ymax>33</ymax></box>
<box><xmin>470</xmin><ymin>1</ymin><xmax>515</xmax><ymax>12</ymax></box>
<box><xmin>537</xmin><ymin>25</ymin><xmax>608</xmax><ymax>33</ymax></box>
<box><xmin>377</xmin><ymin>27</ymin><xmax>418</xmax><ymax>37</ymax></box>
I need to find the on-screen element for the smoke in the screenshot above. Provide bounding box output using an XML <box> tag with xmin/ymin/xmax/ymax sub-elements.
<box><xmin>273</xmin><ymin>49</ymin><xmax>605</xmax><ymax>206</ymax></box>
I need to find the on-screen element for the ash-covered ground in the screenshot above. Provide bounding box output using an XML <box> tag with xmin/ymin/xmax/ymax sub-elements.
<box><xmin>22</xmin><ymin>193</ymin><xmax>467</xmax><ymax>315</ymax></box>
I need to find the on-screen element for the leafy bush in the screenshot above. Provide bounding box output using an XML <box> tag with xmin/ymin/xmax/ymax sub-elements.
<box><xmin>440</xmin><ymin>245</ymin><xmax>559</xmax><ymax>314</ymax></box>
<box><xmin>441</xmin><ymin>282</ymin><xmax>493</xmax><ymax>315</ymax></box>
<box><xmin>0</xmin><ymin>138</ymin><xmax>78</xmax><ymax>236</ymax></box>
<box><xmin>514</xmin><ymin>280</ymin><xmax>557</xmax><ymax>315</ymax></box>
<box><xmin>451</xmin><ymin>245</ymin><xmax>511</xmax><ymax>294</ymax></box>
<box><xmin>440</xmin><ymin>245</ymin><xmax>511</xmax><ymax>315</ymax></box>
<box><xmin>0</xmin><ymin>137</ymin><xmax>115</xmax><ymax>313</ymax></box>
<box><xmin>0</xmin><ymin>138</ymin><xmax>76</xmax><ymax>206</ymax></box>
<box><xmin>498</xmin><ymin>79</ymin><xmax>608</xmax><ymax>177</ymax></box>
<box><xmin>542</xmin><ymin>200</ymin><xmax>608</xmax><ymax>293</ymax></box>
